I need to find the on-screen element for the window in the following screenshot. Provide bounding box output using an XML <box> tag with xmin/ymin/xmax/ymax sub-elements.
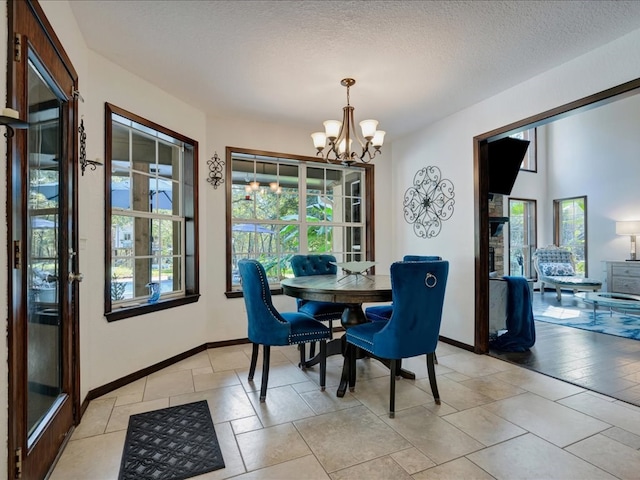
<box><xmin>554</xmin><ymin>196</ymin><xmax>587</xmax><ymax>276</ymax></box>
<box><xmin>508</xmin><ymin>198</ymin><xmax>537</xmax><ymax>277</ymax></box>
<box><xmin>510</xmin><ymin>127</ymin><xmax>537</xmax><ymax>172</ymax></box>
<box><xmin>105</xmin><ymin>104</ymin><xmax>199</xmax><ymax>320</ymax></box>
<box><xmin>225</xmin><ymin>147</ymin><xmax>374</xmax><ymax>295</ymax></box>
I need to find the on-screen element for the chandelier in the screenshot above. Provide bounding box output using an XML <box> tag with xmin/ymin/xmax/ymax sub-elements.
<box><xmin>311</xmin><ymin>78</ymin><xmax>385</xmax><ymax>166</ymax></box>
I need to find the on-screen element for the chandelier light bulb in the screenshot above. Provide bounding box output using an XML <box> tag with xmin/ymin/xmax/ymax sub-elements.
<box><xmin>372</xmin><ymin>130</ymin><xmax>386</xmax><ymax>147</ymax></box>
<box><xmin>311</xmin><ymin>132</ymin><xmax>326</xmax><ymax>150</ymax></box>
<box><xmin>323</xmin><ymin>120</ymin><xmax>342</xmax><ymax>140</ymax></box>
<box><xmin>250</xmin><ymin>181</ymin><xmax>260</xmax><ymax>191</ymax></box>
<box><xmin>359</xmin><ymin>119</ymin><xmax>378</xmax><ymax>139</ymax></box>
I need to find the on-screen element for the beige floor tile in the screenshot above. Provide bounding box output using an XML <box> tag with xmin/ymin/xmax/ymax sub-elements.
<box><xmin>295</xmin><ymin>405</ymin><xmax>411</xmax><ymax>472</ymax></box>
<box><xmin>329</xmin><ymin>455</ymin><xmax>414</xmax><ymax>480</ymax></box>
<box><xmin>229</xmin><ymin>454</ymin><xmax>330</xmax><ymax>479</ymax></box>
<box><xmin>236</xmin><ymin>422</ymin><xmax>311</xmax><ymax>471</ymax></box>
<box><xmin>143</xmin><ymin>369</ymin><xmax>195</xmax><ymax>401</ymax></box>
<box><xmin>467</xmin><ymin>433</ymin><xmax>616</xmax><ymax>479</ymax></box>
<box><xmin>459</xmin><ymin>376</ymin><xmax>526</xmax><ymax>400</ymax></box>
<box><xmin>351</xmin><ymin>375</ymin><xmax>436</xmax><ymax>416</ymax></box>
<box><xmin>490</xmin><ymin>368</ymin><xmax>585</xmax><ymax>400</ymax></box>
<box><xmin>437</xmin><ymin>352</ymin><xmax>512</xmax><ymax>378</ymax></box>
<box><xmin>419</xmin><ymin>377</ymin><xmax>494</xmax><ymax>411</ymax></box>
<box><xmin>559</xmin><ymin>392</ymin><xmax>640</xmax><ymax>436</ymax></box>
<box><xmin>412</xmin><ymin>457</ymin><xmax>495</xmax><ymax>480</ymax></box>
<box><xmin>49</xmin><ymin>430</ymin><xmax>126</xmax><ymax>480</ymax></box>
<box><xmin>381</xmin><ymin>406</ymin><xmax>484</xmax><ymax>465</ymax></box>
<box><xmin>105</xmin><ymin>398</ymin><xmax>169</xmax><ymax>433</ymax></box>
<box><xmin>208</xmin><ymin>347</ymin><xmax>252</xmax><ymax>372</ymax></box>
<box><xmin>171</xmin><ymin>384</ymin><xmax>257</xmax><ymax>424</ymax></box>
<box><xmin>601</xmin><ymin>426</ymin><xmax>640</xmax><ymax>449</ymax></box>
<box><xmin>390</xmin><ymin>447</ymin><xmax>436</xmax><ymax>475</ymax></box>
<box><xmin>566</xmin><ymin>433</ymin><xmax>640</xmax><ymax>479</ymax></box>
<box><xmin>194</xmin><ymin>369</ymin><xmax>241</xmax><ymax>391</ymax></box>
<box><xmin>443</xmin><ymin>406</ymin><xmax>526</xmax><ymax>446</ymax></box>
<box><xmin>231</xmin><ymin>415</ymin><xmax>263</xmax><ymax>434</ymax></box>
<box><xmin>71</xmin><ymin>397</ymin><xmax>115</xmax><ymax>440</ymax></box>
<box><xmin>248</xmin><ymin>384</ymin><xmax>317</xmax><ymax>426</ymax></box>
<box><xmin>484</xmin><ymin>392</ymin><xmax>610</xmax><ymax>447</ymax></box>
<box><xmin>300</xmin><ymin>388</ymin><xmax>362</xmax><ymax>414</ymax></box>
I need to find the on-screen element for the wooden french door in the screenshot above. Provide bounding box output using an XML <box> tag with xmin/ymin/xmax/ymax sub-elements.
<box><xmin>8</xmin><ymin>1</ymin><xmax>80</xmax><ymax>479</ymax></box>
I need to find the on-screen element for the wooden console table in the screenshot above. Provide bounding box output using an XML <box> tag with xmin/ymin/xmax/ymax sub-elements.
<box><xmin>606</xmin><ymin>261</ymin><xmax>640</xmax><ymax>295</ymax></box>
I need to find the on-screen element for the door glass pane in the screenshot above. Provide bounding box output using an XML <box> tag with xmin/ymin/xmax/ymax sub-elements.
<box><xmin>509</xmin><ymin>199</ymin><xmax>536</xmax><ymax>277</ymax></box>
<box><xmin>26</xmin><ymin>59</ymin><xmax>63</xmax><ymax>437</ymax></box>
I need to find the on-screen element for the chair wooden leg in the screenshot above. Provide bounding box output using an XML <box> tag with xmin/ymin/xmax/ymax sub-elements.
<box><xmin>319</xmin><ymin>340</ymin><xmax>327</xmax><ymax>391</ymax></box>
<box><xmin>260</xmin><ymin>345</ymin><xmax>271</xmax><ymax>402</ymax></box>
<box><xmin>299</xmin><ymin>343</ymin><xmax>306</xmax><ymax>368</ymax></box>
<box><xmin>309</xmin><ymin>342</ymin><xmax>316</xmax><ymax>359</ymax></box>
<box><xmin>389</xmin><ymin>359</ymin><xmax>398</xmax><ymax>418</ymax></box>
<box><xmin>248</xmin><ymin>343</ymin><xmax>259</xmax><ymax>381</ymax></box>
<box><xmin>348</xmin><ymin>345</ymin><xmax>357</xmax><ymax>391</ymax></box>
<box><xmin>427</xmin><ymin>352</ymin><xmax>440</xmax><ymax>405</ymax></box>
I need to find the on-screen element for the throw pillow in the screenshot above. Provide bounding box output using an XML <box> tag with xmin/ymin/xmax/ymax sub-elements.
<box><xmin>538</xmin><ymin>262</ymin><xmax>575</xmax><ymax>276</ymax></box>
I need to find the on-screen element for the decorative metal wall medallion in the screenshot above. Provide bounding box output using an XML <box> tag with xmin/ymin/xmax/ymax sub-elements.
<box><xmin>403</xmin><ymin>166</ymin><xmax>455</xmax><ymax>238</ymax></box>
<box><xmin>207</xmin><ymin>152</ymin><xmax>224</xmax><ymax>189</ymax></box>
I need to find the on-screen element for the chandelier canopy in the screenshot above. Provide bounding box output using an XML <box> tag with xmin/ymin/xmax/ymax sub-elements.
<box><xmin>311</xmin><ymin>78</ymin><xmax>385</xmax><ymax>166</ymax></box>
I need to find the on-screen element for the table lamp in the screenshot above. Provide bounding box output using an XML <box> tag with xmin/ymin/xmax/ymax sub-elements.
<box><xmin>616</xmin><ymin>221</ymin><xmax>640</xmax><ymax>261</ymax></box>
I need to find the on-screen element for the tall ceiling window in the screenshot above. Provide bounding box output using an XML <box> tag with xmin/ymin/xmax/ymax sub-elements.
<box><xmin>225</xmin><ymin>147</ymin><xmax>374</xmax><ymax>295</ymax></box>
<box><xmin>554</xmin><ymin>196</ymin><xmax>588</xmax><ymax>276</ymax></box>
<box><xmin>105</xmin><ymin>104</ymin><xmax>199</xmax><ymax>320</ymax></box>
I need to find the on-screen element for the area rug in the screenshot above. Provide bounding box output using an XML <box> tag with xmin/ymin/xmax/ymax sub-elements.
<box><xmin>118</xmin><ymin>400</ymin><xmax>225</xmax><ymax>480</ymax></box>
<box><xmin>533</xmin><ymin>303</ymin><xmax>640</xmax><ymax>340</ymax></box>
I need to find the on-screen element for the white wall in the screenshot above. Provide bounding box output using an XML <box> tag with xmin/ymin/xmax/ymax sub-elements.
<box><xmin>391</xmin><ymin>27</ymin><xmax>640</xmax><ymax>345</ymax></box>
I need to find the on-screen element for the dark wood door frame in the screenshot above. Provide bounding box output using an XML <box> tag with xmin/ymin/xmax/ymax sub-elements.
<box><xmin>474</xmin><ymin>77</ymin><xmax>640</xmax><ymax>354</ymax></box>
<box><xmin>7</xmin><ymin>1</ymin><xmax>80</xmax><ymax>479</ymax></box>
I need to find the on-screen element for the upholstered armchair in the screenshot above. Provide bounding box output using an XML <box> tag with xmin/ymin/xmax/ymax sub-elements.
<box><xmin>346</xmin><ymin>260</ymin><xmax>449</xmax><ymax>417</ymax></box>
<box><xmin>533</xmin><ymin>245</ymin><xmax>602</xmax><ymax>301</ymax></box>
<box><xmin>238</xmin><ymin>259</ymin><xmax>330</xmax><ymax>401</ymax></box>
<box><xmin>290</xmin><ymin>254</ymin><xmax>348</xmax><ymax>362</ymax></box>
<box><xmin>365</xmin><ymin>255</ymin><xmax>442</xmax><ymax>322</ymax></box>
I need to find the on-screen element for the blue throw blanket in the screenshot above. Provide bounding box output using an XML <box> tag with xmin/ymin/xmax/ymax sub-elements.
<box><xmin>489</xmin><ymin>276</ymin><xmax>536</xmax><ymax>352</ymax></box>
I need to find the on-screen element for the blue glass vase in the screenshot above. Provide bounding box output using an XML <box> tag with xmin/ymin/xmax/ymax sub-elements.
<box><xmin>146</xmin><ymin>282</ymin><xmax>160</xmax><ymax>303</ymax></box>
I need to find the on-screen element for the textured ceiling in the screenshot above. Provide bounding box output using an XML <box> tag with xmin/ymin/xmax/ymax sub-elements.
<box><xmin>69</xmin><ymin>0</ymin><xmax>640</xmax><ymax>141</ymax></box>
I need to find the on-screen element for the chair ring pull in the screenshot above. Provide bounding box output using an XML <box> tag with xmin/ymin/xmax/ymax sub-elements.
<box><xmin>425</xmin><ymin>272</ymin><xmax>437</xmax><ymax>288</ymax></box>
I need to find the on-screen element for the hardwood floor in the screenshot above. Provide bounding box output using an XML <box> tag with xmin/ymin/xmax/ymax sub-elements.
<box><xmin>489</xmin><ymin>290</ymin><xmax>640</xmax><ymax>407</ymax></box>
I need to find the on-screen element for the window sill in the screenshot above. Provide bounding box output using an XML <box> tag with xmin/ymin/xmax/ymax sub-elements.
<box><xmin>105</xmin><ymin>293</ymin><xmax>201</xmax><ymax>322</ymax></box>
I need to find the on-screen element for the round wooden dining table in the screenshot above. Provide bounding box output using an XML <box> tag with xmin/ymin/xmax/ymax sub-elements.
<box><xmin>281</xmin><ymin>273</ymin><xmax>414</xmax><ymax>397</ymax></box>
<box><xmin>281</xmin><ymin>273</ymin><xmax>392</xmax><ymax>327</ymax></box>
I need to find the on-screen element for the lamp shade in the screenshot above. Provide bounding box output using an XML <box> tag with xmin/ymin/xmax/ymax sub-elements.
<box><xmin>616</xmin><ymin>221</ymin><xmax>640</xmax><ymax>235</ymax></box>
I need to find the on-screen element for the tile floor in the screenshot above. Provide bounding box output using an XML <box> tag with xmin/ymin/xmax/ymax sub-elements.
<box><xmin>50</xmin><ymin>338</ymin><xmax>640</xmax><ymax>479</ymax></box>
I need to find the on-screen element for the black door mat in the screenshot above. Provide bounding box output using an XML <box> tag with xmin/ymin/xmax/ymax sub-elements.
<box><xmin>118</xmin><ymin>400</ymin><xmax>225</xmax><ymax>480</ymax></box>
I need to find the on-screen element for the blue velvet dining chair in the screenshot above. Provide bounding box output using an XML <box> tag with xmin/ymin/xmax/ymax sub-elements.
<box><xmin>346</xmin><ymin>260</ymin><xmax>449</xmax><ymax>417</ymax></box>
<box><xmin>238</xmin><ymin>259</ymin><xmax>331</xmax><ymax>402</ymax></box>
<box><xmin>290</xmin><ymin>254</ymin><xmax>348</xmax><ymax>361</ymax></box>
<box><xmin>365</xmin><ymin>255</ymin><xmax>441</xmax><ymax>322</ymax></box>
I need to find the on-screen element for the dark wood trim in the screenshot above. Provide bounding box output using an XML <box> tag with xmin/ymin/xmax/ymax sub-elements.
<box><xmin>105</xmin><ymin>293</ymin><xmax>201</xmax><ymax>322</ymax></box>
<box><xmin>83</xmin><ymin>339</ymin><xmax>252</xmax><ymax>407</ymax></box>
<box><xmin>474</xmin><ymin>77</ymin><xmax>640</xmax><ymax>355</ymax></box>
<box><xmin>439</xmin><ymin>336</ymin><xmax>474</xmax><ymax>353</ymax></box>
<box><xmin>224</xmin><ymin>146</ymin><xmax>375</xmax><ymax>295</ymax></box>
<box><xmin>8</xmin><ymin>1</ymin><xmax>80</xmax><ymax>479</ymax></box>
